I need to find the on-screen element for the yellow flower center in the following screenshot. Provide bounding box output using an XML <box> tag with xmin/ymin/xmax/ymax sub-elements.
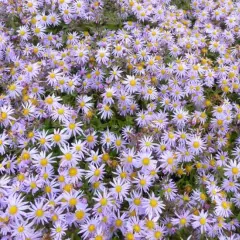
<box><xmin>100</xmin><ymin>198</ymin><xmax>108</xmax><ymax>206</ymax></box>
<box><xmin>40</xmin><ymin>158</ymin><xmax>48</xmax><ymax>167</ymax></box>
<box><xmin>221</xmin><ymin>201</ymin><xmax>229</xmax><ymax>209</ymax></box>
<box><xmin>154</xmin><ymin>231</ymin><xmax>162</xmax><ymax>238</ymax></box>
<box><xmin>167</xmin><ymin>157</ymin><xmax>174</xmax><ymax>165</ymax></box>
<box><xmin>30</xmin><ymin>181</ymin><xmax>37</xmax><ymax>189</ymax></box>
<box><xmin>69</xmin><ymin>198</ymin><xmax>77</xmax><ymax>206</ymax></box>
<box><xmin>126</xmin><ymin>232</ymin><xmax>135</xmax><ymax>240</ymax></box>
<box><xmin>199</xmin><ymin>218</ymin><xmax>206</xmax><ymax>225</ymax></box>
<box><xmin>75</xmin><ymin>210</ymin><xmax>85</xmax><ymax>220</ymax></box>
<box><xmin>146</xmin><ymin>220</ymin><xmax>155</xmax><ymax>229</ymax></box>
<box><xmin>69</xmin><ymin>167</ymin><xmax>77</xmax><ymax>177</ymax></box>
<box><xmin>9</xmin><ymin>205</ymin><xmax>18</xmax><ymax>215</ymax></box>
<box><xmin>35</xmin><ymin>209</ymin><xmax>44</xmax><ymax>217</ymax></box>
<box><xmin>18</xmin><ymin>226</ymin><xmax>24</xmax><ymax>233</ymax></box>
<box><xmin>53</xmin><ymin>134</ymin><xmax>61</xmax><ymax>142</ymax></box>
<box><xmin>142</xmin><ymin>157</ymin><xmax>150</xmax><ymax>166</ymax></box>
<box><xmin>140</xmin><ymin>179</ymin><xmax>146</xmax><ymax>186</ymax></box>
<box><xmin>180</xmin><ymin>218</ymin><xmax>187</xmax><ymax>225</ymax></box>
<box><xmin>57</xmin><ymin>108</ymin><xmax>64</xmax><ymax>115</ymax></box>
<box><xmin>39</xmin><ymin>138</ymin><xmax>46</xmax><ymax>145</ymax></box>
<box><xmin>95</xmin><ymin>236</ymin><xmax>103</xmax><ymax>240</ymax></box>
<box><xmin>149</xmin><ymin>199</ymin><xmax>158</xmax><ymax>208</ymax></box>
<box><xmin>133</xmin><ymin>224</ymin><xmax>141</xmax><ymax>233</ymax></box>
<box><xmin>86</xmin><ymin>135</ymin><xmax>94</xmax><ymax>143</ymax></box>
<box><xmin>69</xmin><ymin>123</ymin><xmax>76</xmax><ymax>130</ymax></box>
<box><xmin>115</xmin><ymin>185</ymin><xmax>122</xmax><ymax>193</ymax></box>
<box><xmin>115</xmin><ymin>219</ymin><xmax>122</xmax><ymax>227</ymax></box>
<box><xmin>232</xmin><ymin>167</ymin><xmax>239</xmax><ymax>175</ymax></box>
<box><xmin>193</xmin><ymin>141</ymin><xmax>200</xmax><ymax>148</ymax></box>
<box><xmin>1</xmin><ymin>112</ymin><xmax>7</xmax><ymax>120</ymax></box>
<box><xmin>88</xmin><ymin>224</ymin><xmax>95</xmax><ymax>232</ymax></box>
<box><xmin>56</xmin><ymin>227</ymin><xmax>62</xmax><ymax>233</ymax></box>
<box><xmin>65</xmin><ymin>152</ymin><xmax>72</xmax><ymax>161</ymax></box>
<box><xmin>130</xmin><ymin>79</ymin><xmax>136</xmax><ymax>86</ymax></box>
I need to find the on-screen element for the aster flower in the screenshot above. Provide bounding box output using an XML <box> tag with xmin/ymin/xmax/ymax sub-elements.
<box><xmin>110</xmin><ymin>177</ymin><xmax>130</xmax><ymax>201</ymax></box>
<box><xmin>192</xmin><ymin>210</ymin><xmax>211</xmax><ymax>234</ymax></box>
<box><xmin>142</xmin><ymin>192</ymin><xmax>165</xmax><ymax>218</ymax></box>
<box><xmin>215</xmin><ymin>198</ymin><xmax>232</xmax><ymax>218</ymax></box>
<box><xmin>187</xmin><ymin>135</ymin><xmax>206</xmax><ymax>154</ymax></box>
<box><xmin>123</xmin><ymin>75</ymin><xmax>140</xmax><ymax>93</ymax></box>
<box><xmin>224</xmin><ymin>160</ymin><xmax>240</xmax><ymax>179</ymax></box>
<box><xmin>51</xmin><ymin>221</ymin><xmax>68</xmax><ymax>240</ymax></box>
<box><xmin>96</xmin><ymin>48</ymin><xmax>110</xmax><ymax>65</ymax></box>
<box><xmin>0</xmin><ymin>105</ymin><xmax>15</xmax><ymax>127</ymax></box>
<box><xmin>172</xmin><ymin>210</ymin><xmax>192</xmax><ymax>228</ymax></box>
<box><xmin>6</xmin><ymin>194</ymin><xmax>28</xmax><ymax>220</ymax></box>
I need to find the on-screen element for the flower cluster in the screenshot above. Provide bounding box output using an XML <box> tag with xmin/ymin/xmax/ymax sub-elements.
<box><xmin>0</xmin><ymin>0</ymin><xmax>240</xmax><ymax>239</ymax></box>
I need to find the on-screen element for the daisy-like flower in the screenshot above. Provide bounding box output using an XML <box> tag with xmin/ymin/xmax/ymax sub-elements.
<box><xmin>174</xmin><ymin>61</ymin><xmax>188</xmax><ymax>77</ymax></box>
<box><xmin>133</xmin><ymin>173</ymin><xmax>153</xmax><ymax>193</ymax></box>
<box><xmin>136</xmin><ymin>151</ymin><xmax>156</xmax><ymax>170</ymax></box>
<box><xmin>123</xmin><ymin>75</ymin><xmax>140</xmax><ymax>93</ymax></box>
<box><xmin>36</xmin><ymin>130</ymin><xmax>52</xmax><ymax>151</ymax></box>
<box><xmin>110</xmin><ymin>177</ymin><xmax>130</xmax><ymax>201</ymax></box>
<box><xmin>0</xmin><ymin>132</ymin><xmax>10</xmax><ymax>155</ymax></box>
<box><xmin>172</xmin><ymin>210</ymin><xmax>192</xmax><ymax>228</ymax></box>
<box><xmin>109</xmin><ymin>66</ymin><xmax>123</xmax><ymax>81</ymax></box>
<box><xmin>47</xmin><ymin>69</ymin><xmax>62</xmax><ymax>85</ymax></box>
<box><xmin>79</xmin><ymin>218</ymin><xmax>98</xmax><ymax>239</ymax></box>
<box><xmin>51</xmin><ymin>129</ymin><xmax>69</xmax><ymax>147</ymax></box>
<box><xmin>0</xmin><ymin>105</ymin><xmax>15</xmax><ymax>127</ymax></box>
<box><xmin>84</xmin><ymin>131</ymin><xmax>98</xmax><ymax>149</ymax></box>
<box><xmin>99</xmin><ymin>104</ymin><xmax>113</xmax><ymax>120</ymax></box>
<box><xmin>44</xmin><ymin>95</ymin><xmax>62</xmax><ymax>110</ymax></box>
<box><xmin>93</xmin><ymin>188</ymin><xmax>114</xmax><ymax>211</ymax></box>
<box><xmin>127</xmin><ymin>190</ymin><xmax>143</xmax><ymax>213</ymax></box>
<box><xmin>28</xmin><ymin>199</ymin><xmax>49</xmax><ymax>224</ymax></box>
<box><xmin>224</xmin><ymin>160</ymin><xmax>240</xmax><ymax>179</ymax></box>
<box><xmin>23</xmin><ymin>175</ymin><xmax>42</xmax><ymax>194</ymax></box>
<box><xmin>119</xmin><ymin>148</ymin><xmax>136</xmax><ymax>169</ymax></box>
<box><xmin>73</xmin><ymin>204</ymin><xmax>90</xmax><ymax>223</ymax></box>
<box><xmin>139</xmin><ymin>136</ymin><xmax>157</xmax><ymax>152</ymax></box>
<box><xmin>102</xmin><ymin>87</ymin><xmax>116</xmax><ymax>105</ymax></box>
<box><xmin>32</xmin><ymin>151</ymin><xmax>56</xmax><ymax>169</ymax></box>
<box><xmin>63</xmin><ymin>120</ymin><xmax>83</xmax><ymax>137</ymax></box>
<box><xmin>75</xmin><ymin>46</ymin><xmax>89</xmax><ymax>64</ymax></box>
<box><xmin>148</xmin><ymin>225</ymin><xmax>166</xmax><ymax>240</ymax></box>
<box><xmin>51</xmin><ymin>104</ymin><xmax>72</xmax><ymax>122</ymax></box>
<box><xmin>51</xmin><ymin>221</ymin><xmax>68</xmax><ymax>240</ymax></box>
<box><xmin>7</xmin><ymin>82</ymin><xmax>23</xmax><ymax>98</ymax></box>
<box><xmin>215</xmin><ymin>198</ymin><xmax>232</xmax><ymax>217</ymax></box>
<box><xmin>96</xmin><ymin>48</ymin><xmax>110</xmax><ymax>65</ymax></box>
<box><xmin>6</xmin><ymin>194</ymin><xmax>28</xmax><ymax>220</ymax></box>
<box><xmin>21</xmin><ymin>101</ymin><xmax>35</xmax><ymax>119</ymax></box>
<box><xmin>187</xmin><ymin>135</ymin><xmax>206</xmax><ymax>154</ymax></box>
<box><xmin>173</xmin><ymin>107</ymin><xmax>189</xmax><ymax>127</ymax></box>
<box><xmin>70</xmin><ymin>139</ymin><xmax>87</xmax><ymax>158</ymax></box>
<box><xmin>231</xmin><ymin>193</ymin><xmax>240</xmax><ymax>208</ymax></box>
<box><xmin>60</xmin><ymin>190</ymin><xmax>83</xmax><ymax>209</ymax></box>
<box><xmin>32</xmin><ymin>24</ymin><xmax>46</xmax><ymax>38</ymax></box>
<box><xmin>11</xmin><ymin>220</ymin><xmax>34</xmax><ymax>239</ymax></box>
<box><xmin>17</xmin><ymin>26</ymin><xmax>30</xmax><ymax>41</ymax></box>
<box><xmin>86</xmin><ymin>164</ymin><xmax>105</xmax><ymax>183</ymax></box>
<box><xmin>159</xmin><ymin>150</ymin><xmax>178</xmax><ymax>173</ymax></box>
<box><xmin>192</xmin><ymin>210</ymin><xmax>211</xmax><ymax>234</ymax></box>
<box><xmin>142</xmin><ymin>192</ymin><xmax>165</xmax><ymax>218</ymax></box>
<box><xmin>77</xmin><ymin>95</ymin><xmax>93</xmax><ymax>113</ymax></box>
<box><xmin>85</xmin><ymin>149</ymin><xmax>102</xmax><ymax>165</ymax></box>
<box><xmin>163</xmin><ymin>180</ymin><xmax>178</xmax><ymax>201</ymax></box>
<box><xmin>60</xmin><ymin>144</ymin><xmax>81</xmax><ymax>167</ymax></box>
